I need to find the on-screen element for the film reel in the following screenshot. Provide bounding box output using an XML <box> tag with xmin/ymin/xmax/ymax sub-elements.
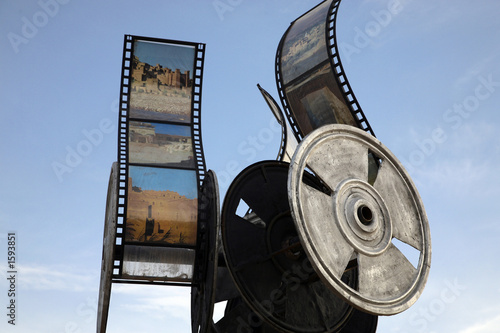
<box><xmin>221</xmin><ymin>161</ymin><xmax>358</xmax><ymax>332</ymax></box>
<box><xmin>288</xmin><ymin>124</ymin><xmax>431</xmax><ymax>315</ymax></box>
<box><xmin>97</xmin><ymin>162</ymin><xmax>118</xmax><ymax>333</ymax></box>
<box><xmin>191</xmin><ymin>170</ymin><xmax>220</xmax><ymax>333</ymax></box>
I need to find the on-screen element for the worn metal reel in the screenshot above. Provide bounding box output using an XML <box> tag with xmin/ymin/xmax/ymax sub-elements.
<box><xmin>288</xmin><ymin>125</ymin><xmax>431</xmax><ymax>315</ymax></box>
<box><xmin>221</xmin><ymin>161</ymin><xmax>361</xmax><ymax>333</ymax></box>
<box><xmin>97</xmin><ymin>162</ymin><xmax>118</xmax><ymax>333</ymax></box>
<box><xmin>191</xmin><ymin>170</ymin><xmax>221</xmax><ymax>333</ymax></box>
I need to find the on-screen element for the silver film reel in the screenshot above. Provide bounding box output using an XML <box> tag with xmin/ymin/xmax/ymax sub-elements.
<box><xmin>288</xmin><ymin>125</ymin><xmax>431</xmax><ymax>315</ymax></box>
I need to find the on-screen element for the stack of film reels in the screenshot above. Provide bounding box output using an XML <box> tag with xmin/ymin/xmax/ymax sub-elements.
<box><xmin>198</xmin><ymin>0</ymin><xmax>431</xmax><ymax>331</ymax></box>
<box><xmin>99</xmin><ymin>0</ymin><xmax>431</xmax><ymax>332</ymax></box>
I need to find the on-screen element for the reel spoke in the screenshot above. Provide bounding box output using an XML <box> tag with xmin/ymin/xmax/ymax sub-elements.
<box><xmin>305</xmin><ymin>137</ymin><xmax>369</xmax><ymax>192</ymax></box>
<box><xmin>301</xmin><ymin>183</ymin><xmax>355</xmax><ymax>279</ymax></box>
<box><xmin>373</xmin><ymin>161</ymin><xmax>423</xmax><ymax>252</ymax></box>
<box><xmin>358</xmin><ymin>243</ymin><xmax>417</xmax><ymax>300</ymax></box>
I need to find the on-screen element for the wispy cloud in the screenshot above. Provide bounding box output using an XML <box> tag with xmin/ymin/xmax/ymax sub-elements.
<box><xmin>113</xmin><ymin>284</ymin><xmax>191</xmax><ymax>322</ymax></box>
<box><xmin>459</xmin><ymin>313</ymin><xmax>500</xmax><ymax>333</ymax></box>
<box><xmin>453</xmin><ymin>51</ymin><xmax>500</xmax><ymax>90</ymax></box>
<box><xmin>407</xmin><ymin>121</ymin><xmax>499</xmax><ymax>196</ymax></box>
<box><xmin>413</xmin><ymin>154</ymin><xmax>497</xmax><ymax>201</ymax></box>
<box><xmin>13</xmin><ymin>264</ymin><xmax>97</xmax><ymax>292</ymax></box>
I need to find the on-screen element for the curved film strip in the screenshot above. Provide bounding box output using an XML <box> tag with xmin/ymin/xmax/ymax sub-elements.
<box><xmin>275</xmin><ymin>0</ymin><xmax>375</xmax><ymax>143</ymax></box>
<box><xmin>257</xmin><ymin>84</ymin><xmax>299</xmax><ymax>163</ymax></box>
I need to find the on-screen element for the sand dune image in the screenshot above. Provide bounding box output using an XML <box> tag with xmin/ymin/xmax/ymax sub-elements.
<box><xmin>125</xmin><ymin>166</ymin><xmax>199</xmax><ymax>246</ymax></box>
<box><xmin>128</xmin><ymin>121</ymin><xmax>195</xmax><ymax>168</ymax></box>
<box><xmin>126</xmin><ymin>185</ymin><xmax>198</xmax><ymax>246</ymax></box>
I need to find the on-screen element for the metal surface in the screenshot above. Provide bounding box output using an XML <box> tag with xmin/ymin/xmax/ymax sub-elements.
<box><xmin>192</xmin><ymin>170</ymin><xmax>220</xmax><ymax>333</ymax></box>
<box><xmin>288</xmin><ymin>125</ymin><xmax>431</xmax><ymax>315</ymax></box>
<box><xmin>97</xmin><ymin>162</ymin><xmax>118</xmax><ymax>333</ymax></box>
<box><xmin>221</xmin><ymin>161</ymin><xmax>357</xmax><ymax>332</ymax></box>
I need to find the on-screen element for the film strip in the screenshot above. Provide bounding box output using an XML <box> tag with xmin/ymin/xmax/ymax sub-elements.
<box><xmin>275</xmin><ymin>0</ymin><xmax>375</xmax><ymax>143</ymax></box>
<box><xmin>113</xmin><ymin>35</ymin><xmax>207</xmax><ymax>285</ymax></box>
<box><xmin>257</xmin><ymin>84</ymin><xmax>292</xmax><ymax>162</ymax></box>
<box><xmin>327</xmin><ymin>1</ymin><xmax>375</xmax><ymax>136</ymax></box>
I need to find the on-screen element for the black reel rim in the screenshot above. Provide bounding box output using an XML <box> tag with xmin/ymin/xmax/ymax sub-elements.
<box><xmin>191</xmin><ymin>170</ymin><xmax>220</xmax><ymax>333</ymax></box>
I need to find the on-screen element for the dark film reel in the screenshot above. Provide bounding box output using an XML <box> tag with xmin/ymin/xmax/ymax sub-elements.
<box><xmin>191</xmin><ymin>170</ymin><xmax>221</xmax><ymax>333</ymax></box>
<box><xmin>221</xmin><ymin>161</ymin><xmax>357</xmax><ymax>333</ymax></box>
<box><xmin>216</xmin><ymin>297</ymin><xmax>280</xmax><ymax>333</ymax></box>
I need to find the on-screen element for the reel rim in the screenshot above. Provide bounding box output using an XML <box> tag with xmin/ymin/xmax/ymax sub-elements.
<box><xmin>97</xmin><ymin>162</ymin><xmax>118</xmax><ymax>333</ymax></box>
<box><xmin>191</xmin><ymin>170</ymin><xmax>220</xmax><ymax>333</ymax></box>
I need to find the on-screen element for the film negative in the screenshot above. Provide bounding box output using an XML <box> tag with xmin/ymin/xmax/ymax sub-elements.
<box><xmin>275</xmin><ymin>0</ymin><xmax>375</xmax><ymax>143</ymax></box>
<box><xmin>257</xmin><ymin>84</ymin><xmax>298</xmax><ymax>163</ymax></box>
<box><xmin>113</xmin><ymin>35</ymin><xmax>207</xmax><ymax>284</ymax></box>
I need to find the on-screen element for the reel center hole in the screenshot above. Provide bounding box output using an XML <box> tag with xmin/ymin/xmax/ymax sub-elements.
<box><xmin>357</xmin><ymin>205</ymin><xmax>373</xmax><ymax>226</ymax></box>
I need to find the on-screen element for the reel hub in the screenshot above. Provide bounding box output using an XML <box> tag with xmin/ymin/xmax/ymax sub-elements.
<box><xmin>334</xmin><ymin>178</ymin><xmax>392</xmax><ymax>257</ymax></box>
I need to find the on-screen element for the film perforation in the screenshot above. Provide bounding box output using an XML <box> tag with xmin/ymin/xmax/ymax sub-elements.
<box><xmin>327</xmin><ymin>1</ymin><xmax>375</xmax><ymax>137</ymax></box>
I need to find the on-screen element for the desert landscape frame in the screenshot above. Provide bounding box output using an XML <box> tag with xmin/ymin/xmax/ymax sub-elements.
<box><xmin>279</xmin><ymin>0</ymin><xmax>330</xmax><ymax>86</ymax></box>
<box><xmin>129</xmin><ymin>40</ymin><xmax>196</xmax><ymax>123</ymax></box>
<box><xmin>128</xmin><ymin>121</ymin><xmax>196</xmax><ymax>168</ymax></box>
<box><xmin>283</xmin><ymin>61</ymin><xmax>358</xmax><ymax>136</ymax></box>
<box><xmin>125</xmin><ymin>165</ymin><xmax>198</xmax><ymax>247</ymax></box>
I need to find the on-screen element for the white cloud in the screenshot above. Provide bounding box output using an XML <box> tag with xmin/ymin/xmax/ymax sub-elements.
<box><xmin>417</xmin><ymin>157</ymin><xmax>490</xmax><ymax>191</ymax></box>
<box><xmin>113</xmin><ymin>284</ymin><xmax>191</xmax><ymax>322</ymax></box>
<box><xmin>452</xmin><ymin>52</ymin><xmax>499</xmax><ymax>91</ymax></box>
<box><xmin>459</xmin><ymin>314</ymin><xmax>500</xmax><ymax>333</ymax></box>
<box><xmin>16</xmin><ymin>264</ymin><xmax>97</xmax><ymax>292</ymax></box>
<box><xmin>405</xmin><ymin>121</ymin><xmax>500</xmax><ymax>197</ymax></box>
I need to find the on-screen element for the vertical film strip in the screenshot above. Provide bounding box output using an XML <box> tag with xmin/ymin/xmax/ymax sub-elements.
<box><xmin>275</xmin><ymin>0</ymin><xmax>375</xmax><ymax>143</ymax></box>
<box><xmin>113</xmin><ymin>35</ymin><xmax>207</xmax><ymax>285</ymax></box>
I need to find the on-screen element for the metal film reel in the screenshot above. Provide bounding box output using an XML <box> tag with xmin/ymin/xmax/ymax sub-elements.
<box><xmin>191</xmin><ymin>170</ymin><xmax>221</xmax><ymax>333</ymax></box>
<box><xmin>97</xmin><ymin>162</ymin><xmax>118</xmax><ymax>333</ymax></box>
<box><xmin>288</xmin><ymin>125</ymin><xmax>431</xmax><ymax>315</ymax></box>
<box><xmin>221</xmin><ymin>161</ymin><xmax>358</xmax><ymax>333</ymax></box>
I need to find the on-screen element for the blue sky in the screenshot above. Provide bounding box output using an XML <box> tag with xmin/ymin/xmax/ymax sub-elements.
<box><xmin>0</xmin><ymin>0</ymin><xmax>499</xmax><ymax>332</ymax></box>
